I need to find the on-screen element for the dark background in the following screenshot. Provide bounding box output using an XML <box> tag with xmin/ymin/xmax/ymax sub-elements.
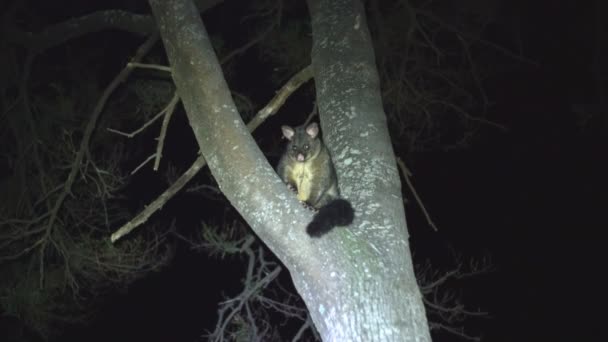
<box><xmin>1</xmin><ymin>0</ymin><xmax>605</xmax><ymax>341</ymax></box>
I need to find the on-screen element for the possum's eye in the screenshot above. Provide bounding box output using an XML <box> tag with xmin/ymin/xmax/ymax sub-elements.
<box><xmin>303</xmin><ymin>144</ymin><xmax>309</xmax><ymax>150</ymax></box>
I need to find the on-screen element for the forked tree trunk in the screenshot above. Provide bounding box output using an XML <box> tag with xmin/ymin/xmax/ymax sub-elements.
<box><xmin>148</xmin><ymin>0</ymin><xmax>431</xmax><ymax>340</ymax></box>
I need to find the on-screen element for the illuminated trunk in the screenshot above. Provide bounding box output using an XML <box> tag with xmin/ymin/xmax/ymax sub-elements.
<box><xmin>148</xmin><ymin>0</ymin><xmax>431</xmax><ymax>340</ymax></box>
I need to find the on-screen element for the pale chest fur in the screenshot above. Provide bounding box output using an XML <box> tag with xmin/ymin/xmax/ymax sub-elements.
<box><xmin>288</xmin><ymin>161</ymin><xmax>315</xmax><ymax>202</ymax></box>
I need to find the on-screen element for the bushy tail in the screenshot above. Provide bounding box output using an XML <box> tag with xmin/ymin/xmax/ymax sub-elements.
<box><xmin>306</xmin><ymin>199</ymin><xmax>354</xmax><ymax>237</ymax></box>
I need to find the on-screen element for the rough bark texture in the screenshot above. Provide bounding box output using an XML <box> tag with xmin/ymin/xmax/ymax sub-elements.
<box><xmin>147</xmin><ymin>0</ymin><xmax>315</xmax><ymax>269</ymax></box>
<box><xmin>294</xmin><ymin>0</ymin><xmax>432</xmax><ymax>340</ymax></box>
<box><xmin>148</xmin><ymin>0</ymin><xmax>431</xmax><ymax>340</ymax></box>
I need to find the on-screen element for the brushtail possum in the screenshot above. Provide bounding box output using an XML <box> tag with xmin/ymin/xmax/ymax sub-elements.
<box><xmin>277</xmin><ymin>122</ymin><xmax>354</xmax><ymax>237</ymax></box>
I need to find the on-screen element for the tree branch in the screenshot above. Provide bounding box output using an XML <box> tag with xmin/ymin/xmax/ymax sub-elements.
<box><xmin>20</xmin><ymin>34</ymin><xmax>158</xmax><ymax>283</ymax></box>
<box><xmin>111</xmin><ymin>65</ymin><xmax>312</xmax><ymax>242</ymax></box>
<box><xmin>397</xmin><ymin>157</ymin><xmax>438</xmax><ymax>231</ymax></box>
<box><xmin>5</xmin><ymin>0</ymin><xmax>223</xmax><ymax>52</ymax></box>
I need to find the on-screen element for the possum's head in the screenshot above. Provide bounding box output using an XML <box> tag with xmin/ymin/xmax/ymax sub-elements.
<box><xmin>282</xmin><ymin>122</ymin><xmax>322</xmax><ymax>162</ymax></box>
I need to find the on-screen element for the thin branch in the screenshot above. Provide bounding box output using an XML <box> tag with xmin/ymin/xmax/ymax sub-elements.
<box><xmin>211</xmin><ymin>262</ymin><xmax>281</xmax><ymax>340</ymax></box>
<box><xmin>247</xmin><ymin>65</ymin><xmax>313</xmax><ymax>132</ymax></box>
<box><xmin>127</xmin><ymin>62</ymin><xmax>172</xmax><ymax>72</ymax></box>
<box><xmin>23</xmin><ymin>34</ymin><xmax>158</xmax><ymax>279</ymax></box>
<box><xmin>432</xmin><ymin>98</ymin><xmax>507</xmax><ymax>131</ymax></box>
<box><xmin>154</xmin><ymin>93</ymin><xmax>179</xmax><ymax>170</ymax></box>
<box><xmin>107</xmin><ymin>91</ymin><xmax>178</xmax><ymax>138</ymax></box>
<box><xmin>421</xmin><ymin>269</ymin><xmax>458</xmax><ymax>292</ymax></box>
<box><xmin>111</xmin><ymin>155</ymin><xmax>207</xmax><ymax>243</ymax></box>
<box><xmin>111</xmin><ymin>65</ymin><xmax>313</xmax><ymax>242</ymax></box>
<box><xmin>210</xmin><ymin>236</ymin><xmax>280</xmax><ymax>340</ymax></box>
<box><xmin>397</xmin><ymin>158</ymin><xmax>438</xmax><ymax>231</ymax></box>
<box><xmin>221</xmin><ymin>0</ymin><xmax>282</xmax><ymax>65</ymax></box>
<box><xmin>291</xmin><ymin>318</ymin><xmax>312</xmax><ymax>342</ymax></box>
<box><xmin>415</xmin><ymin>8</ymin><xmax>539</xmax><ymax>66</ymax></box>
<box><xmin>458</xmin><ymin>35</ymin><xmax>489</xmax><ymax>110</ymax></box>
<box><xmin>130</xmin><ymin>153</ymin><xmax>157</xmax><ymax>175</ymax></box>
<box><xmin>432</xmin><ymin>323</ymin><xmax>481</xmax><ymax>342</ymax></box>
<box><xmin>220</xmin><ymin>24</ymin><xmax>275</xmax><ymax>65</ymax></box>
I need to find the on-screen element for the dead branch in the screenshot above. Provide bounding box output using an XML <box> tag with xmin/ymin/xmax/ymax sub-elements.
<box><xmin>111</xmin><ymin>65</ymin><xmax>313</xmax><ymax>242</ymax></box>
<box><xmin>397</xmin><ymin>157</ymin><xmax>438</xmax><ymax>231</ymax></box>
<box><xmin>417</xmin><ymin>256</ymin><xmax>493</xmax><ymax>341</ymax></box>
<box><xmin>201</xmin><ymin>230</ymin><xmax>312</xmax><ymax>342</ymax></box>
<box><xmin>154</xmin><ymin>93</ymin><xmax>179</xmax><ymax>170</ymax></box>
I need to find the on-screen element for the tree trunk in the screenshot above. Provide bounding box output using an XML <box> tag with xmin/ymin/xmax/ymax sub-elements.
<box><xmin>148</xmin><ymin>0</ymin><xmax>431</xmax><ymax>340</ymax></box>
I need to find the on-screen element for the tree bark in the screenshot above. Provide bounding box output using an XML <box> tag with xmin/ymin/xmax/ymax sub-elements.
<box><xmin>148</xmin><ymin>0</ymin><xmax>431</xmax><ymax>340</ymax></box>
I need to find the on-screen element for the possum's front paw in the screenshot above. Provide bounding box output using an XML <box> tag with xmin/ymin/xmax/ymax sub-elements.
<box><xmin>300</xmin><ymin>201</ymin><xmax>318</xmax><ymax>212</ymax></box>
<box><xmin>286</xmin><ymin>183</ymin><xmax>297</xmax><ymax>193</ymax></box>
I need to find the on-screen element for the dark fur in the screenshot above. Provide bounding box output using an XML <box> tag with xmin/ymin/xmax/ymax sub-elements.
<box><xmin>306</xmin><ymin>199</ymin><xmax>354</xmax><ymax>237</ymax></box>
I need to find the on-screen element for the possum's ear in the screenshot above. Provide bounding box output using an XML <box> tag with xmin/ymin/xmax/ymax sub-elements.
<box><xmin>281</xmin><ymin>126</ymin><xmax>295</xmax><ymax>140</ymax></box>
<box><xmin>305</xmin><ymin>122</ymin><xmax>319</xmax><ymax>138</ymax></box>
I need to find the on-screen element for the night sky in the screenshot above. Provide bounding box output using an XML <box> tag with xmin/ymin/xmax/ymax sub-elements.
<box><xmin>0</xmin><ymin>0</ymin><xmax>605</xmax><ymax>341</ymax></box>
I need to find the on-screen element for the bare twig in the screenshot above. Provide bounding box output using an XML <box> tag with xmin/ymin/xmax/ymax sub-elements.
<box><xmin>417</xmin><ymin>256</ymin><xmax>493</xmax><ymax>341</ymax></box>
<box><xmin>2</xmin><ymin>34</ymin><xmax>160</xmax><ymax>284</ymax></box>
<box><xmin>291</xmin><ymin>317</ymin><xmax>312</xmax><ymax>342</ymax></box>
<box><xmin>154</xmin><ymin>93</ymin><xmax>179</xmax><ymax>170</ymax></box>
<box><xmin>415</xmin><ymin>9</ymin><xmax>539</xmax><ymax>66</ymax></box>
<box><xmin>107</xmin><ymin>91</ymin><xmax>178</xmax><ymax>138</ymax></box>
<box><xmin>127</xmin><ymin>62</ymin><xmax>171</xmax><ymax>72</ymax></box>
<box><xmin>431</xmin><ymin>323</ymin><xmax>481</xmax><ymax>342</ymax></box>
<box><xmin>130</xmin><ymin>153</ymin><xmax>157</xmax><ymax>175</ymax></box>
<box><xmin>220</xmin><ymin>24</ymin><xmax>275</xmax><ymax>65</ymax></box>
<box><xmin>431</xmin><ymin>99</ymin><xmax>507</xmax><ymax>131</ymax></box>
<box><xmin>220</xmin><ymin>0</ymin><xmax>283</xmax><ymax>65</ymax></box>
<box><xmin>247</xmin><ymin>65</ymin><xmax>313</xmax><ymax>132</ymax></box>
<box><xmin>204</xmin><ymin>232</ymin><xmax>302</xmax><ymax>342</ymax></box>
<box><xmin>111</xmin><ymin>65</ymin><xmax>313</xmax><ymax>242</ymax></box>
<box><xmin>397</xmin><ymin>158</ymin><xmax>438</xmax><ymax>231</ymax></box>
<box><xmin>110</xmin><ymin>154</ymin><xmax>206</xmax><ymax>243</ymax></box>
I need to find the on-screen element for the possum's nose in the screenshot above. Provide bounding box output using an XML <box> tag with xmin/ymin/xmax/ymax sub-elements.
<box><xmin>297</xmin><ymin>154</ymin><xmax>305</xmax><ymax>161</ymax></box>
